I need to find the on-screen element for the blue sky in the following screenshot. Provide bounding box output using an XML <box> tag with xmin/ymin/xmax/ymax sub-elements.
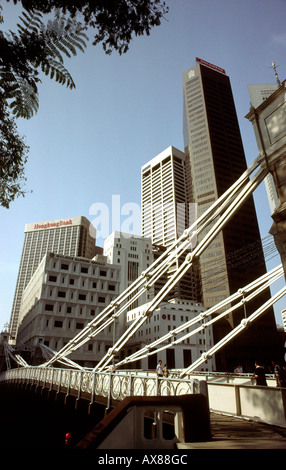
<box><xmin>1</xmin><ymin>0</ymin><xmax>286</xmax><ymax>329</ymax></box>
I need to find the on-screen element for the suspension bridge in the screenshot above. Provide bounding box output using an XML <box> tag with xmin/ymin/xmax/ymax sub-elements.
<box><xmin>1</xmin><ymin>150</ymin><xmax>286</xmax><ymax>448</ymax></box>
<box><xmin>4</xmin><ymin>152</ymin><xmax>286</xmax><ymax>373</ymax></box>
<box><xmin>1</xmin><ymin>79</ymin><xmax>286</xmax><ymax>448</ymax></box>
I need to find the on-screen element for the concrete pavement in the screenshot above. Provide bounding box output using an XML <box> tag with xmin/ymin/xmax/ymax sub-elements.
<box><xmin>177</xmin><ymin>412</ymin><xmax>286</xmax><ymax>449</ymax></box>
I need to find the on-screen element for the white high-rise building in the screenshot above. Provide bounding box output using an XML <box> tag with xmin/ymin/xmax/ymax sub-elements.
<box><xmin>141</xmin><ymin>146</ymin><xmax>190</xmax><ymax>246</ymax></box>
<box><xmin>103</xmin><ymin>231</ymin><xmax>154</xmax><ymax>323</ymax></box>
<box><xmin>141</xmin><ymin>146</ymin><xmax>199</xmax><ymax>301</ymax></box>
<box><xmin>9</xmin><ymin>216</ymin><xmax>96</xmax><ymax>342</ymax></box>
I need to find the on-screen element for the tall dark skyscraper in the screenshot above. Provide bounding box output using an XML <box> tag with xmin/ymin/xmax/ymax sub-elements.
<box><xmin>182</xmin><ymin>58</ymin><xmax>279</xmax><ymax>370</ymax></box>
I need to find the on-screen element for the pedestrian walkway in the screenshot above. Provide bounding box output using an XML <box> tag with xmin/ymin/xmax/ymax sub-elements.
<box><xmin>177</xmin><ymin>412</ymin><xmax>286</xmax><ymax>449</ymax></box>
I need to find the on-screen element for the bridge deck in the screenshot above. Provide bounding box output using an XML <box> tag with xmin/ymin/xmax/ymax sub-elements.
<box><xmin>178</xmin><ymin>412</ymin><xmax>286</xmax><ymax>449</ymax></box>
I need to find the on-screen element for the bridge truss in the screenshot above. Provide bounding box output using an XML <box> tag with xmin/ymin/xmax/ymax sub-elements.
<box><xmin>6</xmin><ymin>155</ymin><xmax>286</xmax><ymax>375</ymax></box>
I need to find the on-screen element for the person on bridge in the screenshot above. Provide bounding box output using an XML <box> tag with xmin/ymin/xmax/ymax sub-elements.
<box><xmin>251</xmin><ymin>361</ymin><xmax>268</xmax><ymax>386</ymax></box>
<box><xmin>163</xmin><ymin>364</ymin><xmax>169</xmax><ymax>377</ymax></box>
<box><xmin>272</xmin><ymin>360</ymin><xmax>286</xmax><ymax>387</ymax></box>
<box><xmin>156</xmin><ymin>360</ymin><xmax>163</xmax><ymax>377</ymax></box>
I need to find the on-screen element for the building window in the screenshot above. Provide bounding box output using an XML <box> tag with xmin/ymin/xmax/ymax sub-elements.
<box><xmin>98</xmin><ymin>296</ymin><xmax>105</xmax><ymax>303</ymax></box>
<box><xmin>58</xmin><ymin>291</ymin><xmax>66</xmax><ymax>298</ymax></box>
<box><xmin>78</xmin><ymin>293</ymin><xmax>86</xmax><ymax>301</ymax></box>
<box><xmin>45</xmin><ymin>304</ymin><xmax>53</xmax><ymax>311</ymax></box>
<box><xmin>76</xmin><ymin>322</ymin><xmax>84</xmax><ymax>329</ymax></box>
<box><xmin>81</xmin><ymin>267</ymin><xmax>88</xmax><ymax>273</ymax></box>
<box><xmin>100</xmin><ymin>270</ymin><xmax>107</xmax><ymax>277</ymax></box>
<box><xmin>61</xmin><ymin>264</ymin><xmax>69</xmax><ymax>270</ymax></box>
<box><xmin>54</xmin><ymin>320</ymin><xmax>63</xmax><ymax>328</ymax></box>
<box><xmin>48</xmin><ymin>275</ymin><xmax>57</xmax><ymax>282</ymax></box>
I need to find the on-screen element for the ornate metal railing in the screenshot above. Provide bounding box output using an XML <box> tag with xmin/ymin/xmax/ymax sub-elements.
<box><xmin>0</xmin><ymin>367</ymin><xmax>204</xmax><ymax>408</ymax></box>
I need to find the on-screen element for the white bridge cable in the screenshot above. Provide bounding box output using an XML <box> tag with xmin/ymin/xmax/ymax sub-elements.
<box><xmin>15</xmin><ymin>354</ymin><xmax>29</xmax><ymax>367</ymax></box>
<box><xmin>4</xmin><ymin>343</ymin><xmax>11</xmax><ymax>370</ymax></box>
<box><xmin>115</xmin><ymin>264</ymin><xmax>284</xmax><ymax>367</ymax></box>
<box><xmin>45</xmin><ymin>158</ymin><xmax>266</xmax><ymax>368</ymax></box>
<box><xmin>41</xmin><ymin>156</ymin><xmax>268</xmax><ymax>369</ymax></box>
<box><xmin>38</xmin><ymin>344</ymin><xmax>85</xmax><ymax>370</ymax></box>
<box><xmin>191</xmin><ymin>235</ymin><xmax>279</xmax><ymax>295</ymax></box>
<box><xmin>4</xmin><ymin>342</ymin><xmax>29</xmax><ymax>368</ymax></box>
<box><xmin>93</xmin><ymin>165</ymin><xmax>268</xmax><ymax>371</ymax></box>
<box><xmin>180</xmin><ymin>284</ymin><xmax>286</xmax><ymax>376</ymax></box>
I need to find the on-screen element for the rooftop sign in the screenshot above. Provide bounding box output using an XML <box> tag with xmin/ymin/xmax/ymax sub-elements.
<box><xmin>33</xmin><ymin>219</ymin><xmax>73</xmax><ymax>230</ymax></box>
<box><xmin>196</xmin><ymin>57</ymin><xmax>226</xmax><ymax>75</ymax></box>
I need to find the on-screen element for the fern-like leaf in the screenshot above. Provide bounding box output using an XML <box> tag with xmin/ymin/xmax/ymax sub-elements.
<box><xmin>0</xmin><ymin>69</ymin><xmax>39</xmax><ymax>119</ymax></box>
<box><xmin>42</xmin><ymin>14</ymin><xmax>88</xmax><ymax>61</ymax></box>
<box><xmin>41</xmin><ymin>58</ymin><xmax>75</xmax><ymax>89</ymax></box>
<box><xmin>9</xmin><ymin>79</ymin><xmax>39</xmax><ymax>119</ymax></box>
<box><xmin>17</xmin><ymin>10</ymin><xmax>43</xmax><ymax>36</ymax></box>
<box><xmin>1</xmin><ymin>8</ymin><xmax>88</xmax><ymax>119</ymax></box>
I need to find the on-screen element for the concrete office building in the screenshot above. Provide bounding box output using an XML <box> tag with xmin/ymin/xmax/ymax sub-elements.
<box><xmin>141</xmin><ymin>146</ymin><xmax>200</xmax><ymax>301</ymax></box>
<box><xmin>103</xmin><ymin>231</ymin><xmax>154</xmax><ymax>314</ymax></box>
<box><xmin>124</xmin><ymin>299</ymin><xmax>215</xmax><ymax>371</ymax></box>
<box><xmin>9</xmin><ymin>216</ymin><xmax>96</xmax><ymax>342</ymax></box>
<box><xmin>182</xmin><ymin>58</ymin><xmax>279</xmax><ymax>370</ymax></box>
<box><xmin>141</xmin><ymin>146</ymin><xmax>189</xmax><ymax>247</ymax></box>
<box><xmin>16</xmin><ymin>253</ymin><xmax>121</xmax><ymax>367</ymax></box>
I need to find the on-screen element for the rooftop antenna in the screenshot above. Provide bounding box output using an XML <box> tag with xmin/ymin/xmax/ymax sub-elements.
<box><xmin>272</xmin><ymin>61</ymin><xmax>281</xmax><ymax>86</ymax></box>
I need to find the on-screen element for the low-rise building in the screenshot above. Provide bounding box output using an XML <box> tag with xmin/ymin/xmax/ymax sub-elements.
<box><xmin>123</xmin><ymin>299</ymin><xmax>215</xmax><ymax>372</ymax></box>
<box><xmin>17</xmin><ymin>252</ymin><xmax>121</xmax><ymax>368</ymax></box>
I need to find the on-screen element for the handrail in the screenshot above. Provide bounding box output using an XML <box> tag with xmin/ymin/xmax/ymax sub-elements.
<box><xmin>0</xmin><ymin>367</ymin><xmax>203</xmax><ymax>408</ymax></box>
<box><xmin>1</xmin><ymin>367</ymin><xmax>285</xmax><ymax>428</ymax></box>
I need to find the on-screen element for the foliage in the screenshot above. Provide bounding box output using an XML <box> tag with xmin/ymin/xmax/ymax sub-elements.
<box><xmin>11</xmin><ymin>0</ymin><xmax>169</xmax><ymax>55</ymax></box>
<box><xmin>0</xmin><ymin>4</ymin><xmax>88</xmax><ymax>207</ymax></box>
<box><xmin>1</xmin><ymin>7</ymin><xmax>88</xmax><ymax>118</ymax></box>
<box><xmin>0</xmin><ymin>97</ymin><xmax>29</xmax><ymax>208</ymax></box>
<box><xmin>0</xmin><ymin>1</ymin><xmax>168</xmax><ymax>208</ymax></box>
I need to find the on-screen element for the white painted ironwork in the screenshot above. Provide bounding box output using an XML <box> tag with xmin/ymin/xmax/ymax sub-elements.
<box><xmin>0</xmin><ymin>367</ymin><xmax>200</xmax><ymax>405</ymax></box>
<box><xmin>4</xmin><ymin>342</ymin><xmax>28</xmax><ymax>368</ymax></box>
<box><xmin>38</xmin><ymin>155</ymin><xmax>283</xmax><ymax>374</ymax></box>
<box><xmin>115</xmin><ymin>264</ymin><xmax>284</xmax><ymax>371</ymax></box>
<box><xmin>6</xmin><ymin>153</ymin><xmax>286</xmax><ymax>375</ymax></box>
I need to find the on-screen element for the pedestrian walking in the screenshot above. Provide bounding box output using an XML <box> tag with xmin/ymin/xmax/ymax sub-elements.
<box><xmin>163</xmin><ymin>364</ymin><xmax>169</xmax><ymax>377</ymax></box>
<box><xmin>272</xmin><ymin>360</ymin><xmax>286</xmax><ymax>387</ymax></box>
<box><xmin>251</xmin><ymin>361</ymin><xmax>267</xmax><ymax>386</ymax></box>
<box><xmin>156</xmin><ymin>359</ymin><xmax>163</xmax><ymax>377</ymax></box>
